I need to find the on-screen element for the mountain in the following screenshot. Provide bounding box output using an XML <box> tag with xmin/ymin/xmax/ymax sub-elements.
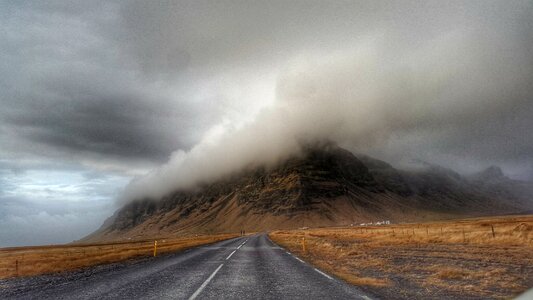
<box><xmin>472</xmin><ymin>166</ymin><xmax>506</xmax><ymax>182</ymax></box>
<box><xmin>85</xmin><ymin>145</ymin><xmax>532</xmax><ymax>242</ymax></box>
<box><xmin>468</xmin><ymin>166</ymin><xmax>533</xmax><ymax>209</ymax></box>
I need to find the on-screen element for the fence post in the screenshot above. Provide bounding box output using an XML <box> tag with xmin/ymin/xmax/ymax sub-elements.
<box><xmin>153</xmin><ymin>240</ymin><xmax>158</xmax><ymax>257</ymax></box>
<box><xmin>15</xmin><ymin>259</ymin><xmax>18</xmax><ymax>276</ymax></box>
<box><xmin>491</xmin><ymin>225</ymin><xmax>496</xmax><ymax>238</ymax></box>
<box><xmin>301</xmin><ymin>236</ymin><xmax>307</xmax><ymax>253</ymax></box>
<box><xmin>462</xmin><ymin>228</ymin><xmax>466</xmax><ymax>243</ymax></box>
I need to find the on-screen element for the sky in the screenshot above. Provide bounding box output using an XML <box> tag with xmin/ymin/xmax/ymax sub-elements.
<box><xmin>1</xmin><ymin>0</ymin><xmax>532</xmax><ymax>246</ymax></box>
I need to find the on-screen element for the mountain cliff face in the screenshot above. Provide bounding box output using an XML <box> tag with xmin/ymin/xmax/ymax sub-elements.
<box><xmin>86</xmin><ymin>145</ymin><xmax>532</xmax><ymax>242</ymax></box>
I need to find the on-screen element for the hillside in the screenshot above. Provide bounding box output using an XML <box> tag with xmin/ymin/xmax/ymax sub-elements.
<box><xmin>85</xmin><ymin>145</ymin><xmax>532</xmax><ymax>242</ymax></box>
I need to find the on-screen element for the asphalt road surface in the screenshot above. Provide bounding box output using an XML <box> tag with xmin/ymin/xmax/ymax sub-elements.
<box><xmin>1</xmin><ymin>234</ymin><xmax>375</xmax><ymax>299</ymax></box>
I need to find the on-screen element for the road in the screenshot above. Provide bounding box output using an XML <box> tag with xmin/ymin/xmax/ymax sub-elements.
<box><xmin>1</xmin><ymin>234</ymin><xmax>374</xmax><ymax>299</ymax></box>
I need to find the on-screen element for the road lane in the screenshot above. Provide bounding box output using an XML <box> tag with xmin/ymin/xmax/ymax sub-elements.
<box><xmin>2</xmin><ymin>237</ymin><xmax>245</xmax><ymax>300</ymax></box>
<box><xmin>199</xmin><ymin>234</ymin><xmax>371</xmax><ymax>299</ymax></box>
<box><xmin>1</xmin><ymin>234</ymin><xmax>374</xmax><ymax>300</ymax></box>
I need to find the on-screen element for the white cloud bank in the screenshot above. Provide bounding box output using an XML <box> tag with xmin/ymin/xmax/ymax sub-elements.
<box><xmin>123</xmin><ymin>26</ymin><xmax>533</xmax><ymax>201</ymax></box>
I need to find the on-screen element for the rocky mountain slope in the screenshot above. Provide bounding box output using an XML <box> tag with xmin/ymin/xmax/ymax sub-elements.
<box><xmin>85</xmin><ymin>145</ymin><xmax>532</xmax><ymax>242</ymax></box>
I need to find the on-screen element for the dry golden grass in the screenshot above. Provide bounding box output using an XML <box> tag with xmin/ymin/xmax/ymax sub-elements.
<box><xmin>334</xmin><ymin>269</ymin><xmax>392</xmax><ymax>287</ymax></box>
<box><xmin>429</xmin><ymin>266</ymin><xmax>472</xmax><ymax>280</ymax></box>
<box><xmin>270</xmin><ymin>214</ymin><xmax>533</xmax><ymax>299</ymax></box>
<box><xmin>0</xmin><ymin>233</ymin><xmax>237</xmax><ymax>279</ymax></box>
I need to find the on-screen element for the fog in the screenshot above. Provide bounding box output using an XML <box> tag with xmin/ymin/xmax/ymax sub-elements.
<box><xmin>123</xmin><ymin>6</ymin><xmax>533</xmax><ymax>201</ymax></box>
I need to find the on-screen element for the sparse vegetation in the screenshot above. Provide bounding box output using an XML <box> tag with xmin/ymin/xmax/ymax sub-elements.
<box><xmin>270</xmin><ymin>215</ymin><xmax>533</xmax><ymax>299</ymax></box>
<box><xmin>0</xmin><ymin>233</ymin><xmax>237</xmax><ymax>279</ymax></box>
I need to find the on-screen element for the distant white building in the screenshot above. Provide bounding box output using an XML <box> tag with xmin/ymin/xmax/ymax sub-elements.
<box><xmin>358</xmin><ymin>220</ymin><xmax>391</xmax><ymax>226</ymax></box>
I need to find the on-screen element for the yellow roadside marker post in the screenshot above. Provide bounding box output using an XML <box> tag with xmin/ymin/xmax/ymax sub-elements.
<box><xmin>301</xmin><ymin>236</ymin><xmax>307</xmax><ymax>254</ymax></box>
<box><xmin>153</xmin><ymin>240</ymin><xmax>158</xmax><ymax>257</ymax></box>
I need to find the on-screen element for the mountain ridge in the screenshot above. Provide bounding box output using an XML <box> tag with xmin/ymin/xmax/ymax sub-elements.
<box><xmin>84</xmin><ymin>145</ymin><xmax>532</xmax><ymax>242</ymax></box>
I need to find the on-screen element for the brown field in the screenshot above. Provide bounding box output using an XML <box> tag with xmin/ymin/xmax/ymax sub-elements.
<box><xmin>270</xmin><ymin>215</ymin><xmax>533</xmax><ymax>299</ymax></box>
<box><xmin>0</xmin><ymin>233</ymin><xmax>237</xmax><ymax>279</ymax></box>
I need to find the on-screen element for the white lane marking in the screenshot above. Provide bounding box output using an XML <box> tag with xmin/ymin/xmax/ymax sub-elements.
<box><xmin>236</xmin><ymin>240</ymin><xmax>247</xmax><ymax>249</ymax></box>
<box><xmin>226</xmin><ymin>250</ymin><xmax>237</xmax><ymax>260</ymax></box>
<box><xmin>270</xmin><ymin>235</ymin><xmax>373</xmax><ymax>298</ymax></box>
<box><xmin>294</xmin><ymin>256</ymin><xmax>305</xmax><ymax>264</ymax></box>
<box><xmin>285</xmin><ymin>251</ymin><xmax>305</xmax><ymax>264</ymax></box>
<box><xmin>314</xmin><ymin>268</ymin><xmax>334</xmax><ymax>280</ymax></box>
<box><xmin>188</xmin><ymin>264</ymin><xmax>224</xmax><ymax>300</ymax></box>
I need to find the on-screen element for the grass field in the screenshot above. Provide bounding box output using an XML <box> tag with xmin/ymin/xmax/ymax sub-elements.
<box><xmin>270</xmin><ymin>215</ymin><xmax>533</xmax><ymax>299</ymax></box>
<box><xmin>0</xmin><ymin>233</ymin><xmax>237</xmax><ymax>279</ymax></box>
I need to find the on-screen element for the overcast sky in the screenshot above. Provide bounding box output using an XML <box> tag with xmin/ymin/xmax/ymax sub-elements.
<box><xmin>1</xmin><ymin>0</ymin><xmax>532</xmax><ymax>247</ymax></box>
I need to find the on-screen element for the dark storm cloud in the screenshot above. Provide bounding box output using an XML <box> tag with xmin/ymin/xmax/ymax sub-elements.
<box><xmin>5</xmin><ymin>90</ymin><xmax>194</xmax><ymax>160</ymax></box>
<box><xmin>0</xmin><ymin>1</ymin><xmax>224</xmax><ymax>169</ymax></box>
<box><xmin>4</xmin><ymin>0</ymin><xmax>529</xmax><ymax>173</ymax></box>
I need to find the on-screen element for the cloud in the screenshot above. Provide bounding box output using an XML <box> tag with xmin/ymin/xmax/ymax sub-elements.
<box><xmin>128</xmin><ymin>1</ymin><xmax>533</xmax><ymax>200</ymax></box>
<box><xmin>0</xmin><ymin>207</ymin><xmax>110</xmax><ymax>247</ymax></box>
<box><xmin>3</xmin><ymin>0</ymin><xmax>530</xmax><ymax>175</ymax></box>
<box><xmin>0</xmin><ymin>167</ymin><xmax>129</xmax><ymax>247</ymax></box>
<box><xmin>0</xmin><ymin>1</ymin><xmax>224</xmax><ymax>173</ymax></box>
<box><xmin>123</xmin><ymin>25</ymin><xmax>533</xmax><ymax>200</ymax></box>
